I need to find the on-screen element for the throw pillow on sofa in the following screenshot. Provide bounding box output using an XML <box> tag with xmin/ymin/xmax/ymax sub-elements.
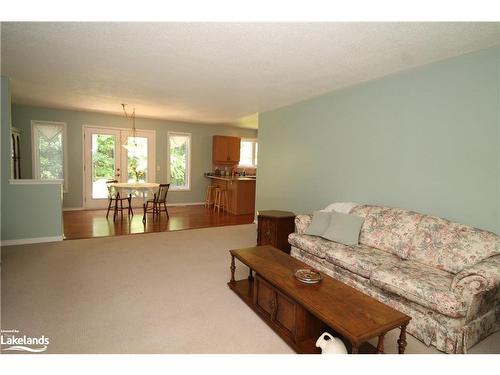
<box><xmin>304</xmin><ymin>211</ymin><xmax>332</xmax><ymax>236</ymax></box>
<box><xmin>322</xmin><ymin>211</ymin><xmax>365</xmax><ymax>246</ymax></box>
<box><xmin>320</xmin><ymin>202</ymin><xmax>358</xmax><ymax>214</ymax></box>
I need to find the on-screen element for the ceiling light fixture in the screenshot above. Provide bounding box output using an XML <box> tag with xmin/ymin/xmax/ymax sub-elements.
<box><xmin>121</xmin><ymin>103</ymin><xmax>137</xmax><ymax>152</ymax></box>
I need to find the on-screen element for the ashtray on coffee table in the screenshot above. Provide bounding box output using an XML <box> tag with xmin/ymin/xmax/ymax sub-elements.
<box><xmin>294</xmin><ymin>268</ymin><xmax>322</xmax><ymax>284</ymax></box>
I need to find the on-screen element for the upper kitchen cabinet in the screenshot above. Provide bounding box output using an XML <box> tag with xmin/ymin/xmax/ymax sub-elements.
<box><xmin>213</xmin><ymin>135</ymin><xmax>241</xmax><ymax>164</ymax></box>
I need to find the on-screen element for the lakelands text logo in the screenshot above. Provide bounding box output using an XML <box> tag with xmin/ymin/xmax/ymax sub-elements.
<box><xmin>1</xmin><ymin>329</ymin><xmax>49</xmax><ymax>353</ymax></box>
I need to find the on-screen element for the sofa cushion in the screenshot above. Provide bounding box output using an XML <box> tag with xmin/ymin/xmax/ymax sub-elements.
<box><xmin>288</xmin><ymin>233</ymin><xmax>347</xmax><ymax>259</ymax></box>
<box><xmin>295</xmin><ymin>214</ymin><xmax>313</xmax><ymax>235</ymax></box>
<box><xmin>370</xmin><ymin>261</ymin><xmax>468</xmax><ymax>318</ymax></box>
<box><xmin>324</xmin><ymin>243</ymin><xmax>400</xmax><ymax>278</ymax></box>
<box><xmin>322</xmin><ymin>211</ymin><xmax>365</xmax><ymax>246</ymax></box>
<box><xmin>304</xmin><ymin>211</ymin><xmax>332</xmax><ymax>236</ymax></box>
<box><xmin>349</xmin><ymin>204</ymin><xmax>372</xmax><ymax>218</ymax></box>
<box><xmin>409</xmin><ymin>215</ymin><xmax>500</xmax><ymax>274</ymax></box>
<box><xmin>353</xmin><ymin>205</ymin><xmax>424</xmax><ymax>259</ymax></box>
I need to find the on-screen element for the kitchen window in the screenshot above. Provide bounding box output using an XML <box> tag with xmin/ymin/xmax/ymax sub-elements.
<box><xmin>31</xmin><ymin>120</ymin><xmax>68</xmax><ymax>192</ymax></box>
<box><xmin>239</xmin><ymin>139</ymin><xmax>258</xmax><ymax>167</ymax></box>
<box><xmin>168</xmin><ymin>132</ymin><xmax>191</xmax><ymax>191</ymax></box>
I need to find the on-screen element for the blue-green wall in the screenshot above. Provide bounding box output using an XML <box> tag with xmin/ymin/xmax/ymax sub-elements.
<box><xmin>1</xmin><ymin>77</ymin><xmax>63</xmax><ymax>242</ymax></box>
<box><xmin>11</xmin><ymin>105</ymin><xmax>257</xmax><ymax>208</ymax></box>
<box><xmin>257</xmin><ymin>47</ymin><xmax>500</xmax><ymax>233</ymax></box>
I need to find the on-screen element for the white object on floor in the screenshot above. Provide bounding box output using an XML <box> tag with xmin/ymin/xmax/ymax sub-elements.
<box><xmin>320</xmin><ymin>202</ymin><xmax>358</xmax><ymax>214</ymax></box>
<box><xmin>315</xmin><ymin>332</ymin><xmax>348</xmax><ymax>354</ymax></box>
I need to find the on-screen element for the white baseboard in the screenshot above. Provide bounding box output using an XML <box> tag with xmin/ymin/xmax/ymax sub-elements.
<box><xmin>63</xmin><ymin>207</ymin><xmax>84</xmax><ymax>211</ymax></box>
<box><xmin>1</xmin><ymin>236</ymin><xmax>64</xmax><ymax>246</ymax></box>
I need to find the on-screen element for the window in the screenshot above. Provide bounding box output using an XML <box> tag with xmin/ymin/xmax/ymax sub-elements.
<box><xmin>31</xmin><ymin>121</ymin><xmax>68</xmax><ymax>192</ymax></box>
<box><xmin>168</xmin><ymin>132</ymin><xmax>191</xmax><ymax>191</ymax></box>
<box><xmin>239</xmin><ymin>139</ymin><xmax>258</xmax><ymax>167</ymax></box>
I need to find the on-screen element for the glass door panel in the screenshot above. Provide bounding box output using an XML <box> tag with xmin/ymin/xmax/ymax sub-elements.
<box><xmin>125</xmin><ymin>136</ymin><xmax>148</xmax><ymax>183</ymax></box>
<box><xmin>84</xmin><ymin>127</ymin><xmax>155</xmax><ymax>209</ymax></box>
<box><xmin>91</xmin><ymin>134</ymin><xmax>117</xmax><ymax>199</ymax></box>
<box><xmin>84</xmin><ymin>127</ymin><xmax>121</xmax><ymax>209</ymax></box>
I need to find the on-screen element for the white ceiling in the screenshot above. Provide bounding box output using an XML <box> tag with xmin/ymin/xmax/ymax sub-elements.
<box><xmin>1</xmin><ymin>22</ymin><xmax>499</xmax><ymax>128</ymax></box>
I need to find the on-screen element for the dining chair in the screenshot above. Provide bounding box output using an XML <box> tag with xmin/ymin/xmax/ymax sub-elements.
<box><xmin>143</xmin><ymin>183</ymin><xmax>170</xmax><ymax>221</ymax></box>
<box><xmin>105</xmin><ymin>179</ymin><xmax>133</xmax><ymax>221</ymax></box>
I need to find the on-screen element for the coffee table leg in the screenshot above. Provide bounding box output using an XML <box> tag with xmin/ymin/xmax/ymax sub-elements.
<box><xmin>230</xmin><ymin>254</ymin><xmax>236</xmax><ymax>284</ymax></box>
<box><xmin>248</xmin><ymin>268</ymin><xmax>253</xmax><ymax>282</ymax></box>
<box><xmin>397</xmin><ymin>324</ymin><xmax>408</xmax><ymax>354</ymax></box>
<box><xmin>377</xmin><ymin>333</ymin><xmax>385</xmax><ymax>354</ymax></box>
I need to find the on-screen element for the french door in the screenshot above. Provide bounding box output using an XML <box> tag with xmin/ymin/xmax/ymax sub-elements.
<box><xmin>83</xmin><ymin>126</ymin><xmax>155</xmax><ymax>209</ymax></box>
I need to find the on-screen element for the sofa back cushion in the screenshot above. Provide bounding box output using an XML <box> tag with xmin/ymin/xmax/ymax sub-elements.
<box><xmin>304</xmin><ymin>211</ymin><xmax>332</xmax><ymax>236</ymax></box>
<box><xmin>322</xmin><ymin>211</ymin><xmax>365</xmax><ymax>246</ymax></box>
<box><xmin>295</xmin><ymin>214</ymin><xmax>313</xmax><ymax>235</ymax></box>
<box><xmin>408</xmin><ymin>215</ymin><xmax>500</xmax><ymax>274</ymax></box>
<box><xmin>350</xmin><ymin>205</ymin><xmax>424</xmax><ymax>259</ymax></box>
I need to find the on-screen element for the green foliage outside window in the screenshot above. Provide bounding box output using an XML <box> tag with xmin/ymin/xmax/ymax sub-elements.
<box><xmin>92</xmin><ymin>135</ymin><xmax>115</xmax><ymax>180</ymax></box>
<box><xmin>170</xmin><ymin>141</ymin><xmax>187</xmax><ymax>187</ymax></box>
<box><xmin>38</xmin><ymin>133</ymin><xmax>63</xmax><ymax>180</ymax></box>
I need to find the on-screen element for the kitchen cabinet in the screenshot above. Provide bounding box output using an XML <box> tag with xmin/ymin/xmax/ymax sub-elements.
<box><xmin>213</xmin><ymin>135</ymin><xmax>241</xmax><ymax>164</ymax></box>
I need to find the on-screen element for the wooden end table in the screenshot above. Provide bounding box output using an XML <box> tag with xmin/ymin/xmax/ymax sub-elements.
<box><xmin>228</xmin><ymin>245</ymin><xmax>411</xmax><ymax>354</ymax></box>
<box><xmin>257</xmin><ymin>210</ymin><xmax>295</xmax><ymax>253</ymax></box>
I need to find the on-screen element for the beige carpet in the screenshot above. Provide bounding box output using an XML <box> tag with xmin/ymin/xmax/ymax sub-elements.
<box><xmin>1</xmin><ymin>224</ymin><xmax>499</xmax><ymax>354</ymax></box>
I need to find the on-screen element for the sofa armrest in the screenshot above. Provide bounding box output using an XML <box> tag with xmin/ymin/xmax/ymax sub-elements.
<box><xmin>295</xmin><ymin>214</ymin><xmax>313</xmax><ymax>235</ymax></box>
<box><xmin>451</xmin><ymin>254</ymin><xmax>500</xmax><ymax>297</ymax></box>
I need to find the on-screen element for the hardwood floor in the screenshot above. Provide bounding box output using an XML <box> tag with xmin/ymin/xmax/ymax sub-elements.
<box><xmin>63</xmin><ymin>205</ymin><xmax>255</xmax><ymax>240</ymax></box>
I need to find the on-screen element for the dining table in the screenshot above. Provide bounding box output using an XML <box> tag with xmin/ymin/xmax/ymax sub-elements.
<box><xmin>109</xmin><ymin>182</ymin><xmax>160</xmax><ymax>222</ymax></box>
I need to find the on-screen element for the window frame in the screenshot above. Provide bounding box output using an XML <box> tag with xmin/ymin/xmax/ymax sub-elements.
<box><xmin>238</xmin><ymin>138</ymin><xmax>258</xmax><ymax>168</ymax></box>
<box><xmin>167</xmin><ymin>131</ymin><xmax>192</xmax><ymax>191</ymax></box>
<box><xmin>31</xmin><ymin>120</ymin><xmax>68</xmax><ymax>193</ymax></box>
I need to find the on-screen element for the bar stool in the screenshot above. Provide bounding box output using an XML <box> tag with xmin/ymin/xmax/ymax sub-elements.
<box><xmin>205</xmin><ymin>185</ymin><xmax>217</xmax><ymax>208</ymax></box>
<box><xmin>213</xmin><ymin>187</ymin><xmax>229</xmax><ymax>213</ymax></box>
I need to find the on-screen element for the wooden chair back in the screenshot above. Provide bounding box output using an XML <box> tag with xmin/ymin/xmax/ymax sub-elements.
<box><xmin>106</xmin><ymin>179</ymin><xmax>119</xmax><ymax>198</ymax></box>
<box><xmin>155</xmin><ymin>184</ymin><xmax>170</xmax><ymax>203</ymax></box>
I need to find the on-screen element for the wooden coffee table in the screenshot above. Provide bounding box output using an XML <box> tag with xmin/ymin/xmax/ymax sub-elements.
<box><xmin>228</xmin><ymin>245</ymin><xmax>411</xmax><ymax>354</ymax></box>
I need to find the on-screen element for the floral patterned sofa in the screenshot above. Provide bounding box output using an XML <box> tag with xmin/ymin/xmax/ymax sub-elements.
<box><xmin>288</xmin><ymin>204</ymin><xmax>500</xmax><ymax>353</ymax></box>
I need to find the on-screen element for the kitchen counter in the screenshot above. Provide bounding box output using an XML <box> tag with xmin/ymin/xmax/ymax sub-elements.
<box><xmin>205</xmin><ymin>175</ymin><xmax>256</xmax><ymax>215</ymax></box>
<box><xmin>206</xmin><ymin>175</ymin><xmax>256</xmax><ymax>181</ymax></box>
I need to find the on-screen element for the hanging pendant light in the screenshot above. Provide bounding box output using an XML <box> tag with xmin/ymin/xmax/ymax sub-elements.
<box><xmin>121</xmin><ymin>103</ymin><xmax>138</xmax><ymax>152</ymax></box>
